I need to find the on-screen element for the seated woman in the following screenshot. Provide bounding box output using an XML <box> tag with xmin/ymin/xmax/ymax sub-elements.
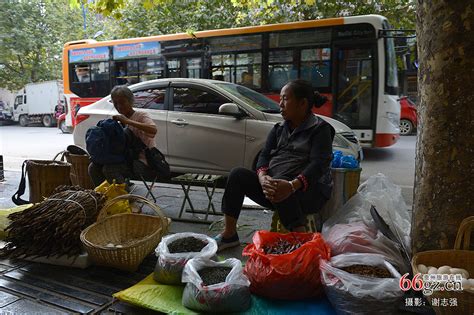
<box><xmin>88</xmin><ymin>85</ymin><xmax>158</xmax><ymax>186</ymax></box>
<box><xmin>215</xmin><ymin>79</ymin><xmax>335</xmax><ymax>250</ymax></box>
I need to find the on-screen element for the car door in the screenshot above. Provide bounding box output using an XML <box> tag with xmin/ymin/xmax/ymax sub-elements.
<box><xmin>130</xmin><ymin>85</ymin><xmax>169</xmax><ymax>155</ymax></box>
<box><xmin>167</xmin><ymin>83</ymin><xmax>246</xmax><ymax>173</ymax></box>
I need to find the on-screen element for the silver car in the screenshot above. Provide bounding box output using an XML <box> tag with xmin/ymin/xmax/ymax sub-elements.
<box><xmin>73</xmin><ymin>78</ymin><xmax>362</xmax><ymax>175</ymax></box>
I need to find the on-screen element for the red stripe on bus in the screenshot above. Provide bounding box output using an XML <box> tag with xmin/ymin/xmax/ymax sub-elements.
<box><xmin>375</xmin><ymin>133</ymin><xmax>400</xmax><ymax>147</ymax></box>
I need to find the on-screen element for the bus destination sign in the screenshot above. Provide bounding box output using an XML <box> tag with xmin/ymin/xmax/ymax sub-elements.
<box><xmin>113</xmin><ymin>42</ymin><xmax>161</xmax><ymax>60</ymax></box>
<box><xmin>69</xmin><ymin>46</ymin><xmax>110</xmax><ymax>63</ymax></box>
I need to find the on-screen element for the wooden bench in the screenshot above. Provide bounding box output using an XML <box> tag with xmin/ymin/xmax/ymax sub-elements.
<box><xmin>170</xmin><ymin>173</ymin><xmax>224</xmax><ymax>224</ymax></box>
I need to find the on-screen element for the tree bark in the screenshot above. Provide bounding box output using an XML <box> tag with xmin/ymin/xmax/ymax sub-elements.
<box><xmin>412</xmin><ymin>1</ymin><xmax>474</xmax><ymax>254</ymax></box>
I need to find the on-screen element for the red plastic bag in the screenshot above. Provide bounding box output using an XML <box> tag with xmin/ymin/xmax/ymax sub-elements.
<box><xmin>242</xmin><ymin>231</ymin><xmax>330</xmax><ymax>300</ymax></box>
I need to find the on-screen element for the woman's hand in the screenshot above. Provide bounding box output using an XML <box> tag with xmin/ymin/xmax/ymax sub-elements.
<box><xmin>268</xmin><ymin>179</ymin><xmax>293</xmax><ymax>203</ymax></box>
<box><xmin>259</xmin><ymin>174</ymin><xmax>277</xmax><ymax>200</ymax></box>
<box><xmin>112</xmin><ymin>114</ymin><xmax>131</xmax><ymax>125</ymax></box>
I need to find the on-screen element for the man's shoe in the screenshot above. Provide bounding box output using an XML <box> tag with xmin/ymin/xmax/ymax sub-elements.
<box><xmin>214</xmin><ymin>233</ymin><xmax>240</xmax><ymax>252</ymax></box>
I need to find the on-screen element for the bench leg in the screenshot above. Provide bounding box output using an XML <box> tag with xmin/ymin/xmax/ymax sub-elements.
<box><xmin>142</xmin><ymin>176</ymin><xmax>157</xmax><ymax>203</ymax></box>
<box><xmin>178</xmin><ymin>184</ymin><xmax>195</xmax><ymax>218</ymax></box>
<box><xmin>203</xmin><ymin>184</ymin><xmax>219</xmax><ymax>221</ymax></box>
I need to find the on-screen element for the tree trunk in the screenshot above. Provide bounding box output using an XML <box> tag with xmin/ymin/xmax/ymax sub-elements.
<box><xmin>412</xmin><ymin>1</ymin><xmax>474</xmax><ymax>254</ymax></box>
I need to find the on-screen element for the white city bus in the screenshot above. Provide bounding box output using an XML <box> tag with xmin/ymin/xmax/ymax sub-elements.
<box><xmin>62</xmin><ymin>14</ymin><xmax>400</xmax><ymax>147</ymax></box>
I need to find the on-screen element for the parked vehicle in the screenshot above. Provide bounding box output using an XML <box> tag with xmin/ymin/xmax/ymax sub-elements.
<box><xmin>399</xmin><ymin>96</ymin><xmax>417</xmax><ymax>135</ymax></box>
<box><xmin>0</xmin><ymin>101</ymin><xmax>8</xmax><ymax>120</ymax></box>
<box><xmin>12</xmin><ymin>81</ymin><xmax>64</xmax><ymax>127</ymax></box>
<box><xmin>74</xmin><ymin>79</ymin><xmax>362</xmax><ymax>176</ymax></box>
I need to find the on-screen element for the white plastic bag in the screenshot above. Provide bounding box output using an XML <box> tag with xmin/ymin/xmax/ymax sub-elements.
<box><xmin>182</xmin><ymin>258</ymin><xmax>251</xmax><ymax>313</ymax></box>
<box><xmin>325</xmin><ymin>222</ymin><xmax>409</xmax><ymax>273</ymax></box>
<box><xmin>322</xmin><ymin>173</ymin><xmax>411</xmax><ymax>255</ymax></box>
<box><xmin>320</xmin><ymin>253</ymin><xmax>404</xmax><ymax>315</ymax></box>
<box><xmin>154</xmin><ymin>232</ymin><xmax>217</xmax><ymax>285</ymax></box>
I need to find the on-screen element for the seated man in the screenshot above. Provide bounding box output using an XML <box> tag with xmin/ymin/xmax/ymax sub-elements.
<box><xmin>88</xmin><ymin>85</ymin><xmax>159</xmax><ymax>186</ymax></box>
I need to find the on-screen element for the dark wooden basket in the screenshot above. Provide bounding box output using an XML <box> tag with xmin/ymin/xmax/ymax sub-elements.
<box><xmin>26</xmin><ymin>160</ymin><xmax>71</xmax><ymax>203</ymax></box>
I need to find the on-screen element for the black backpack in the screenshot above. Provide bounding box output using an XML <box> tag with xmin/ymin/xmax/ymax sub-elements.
<box><xmin>86</xmin><ymin>119</ymin><xmax>126</xmax><ymax>165</ymax></box>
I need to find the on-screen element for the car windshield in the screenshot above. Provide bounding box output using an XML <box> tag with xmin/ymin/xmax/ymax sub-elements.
<box><xmin>214</xmin><ymin>83</ymin><xmax>280</xmax><ymax>113</ymax></box>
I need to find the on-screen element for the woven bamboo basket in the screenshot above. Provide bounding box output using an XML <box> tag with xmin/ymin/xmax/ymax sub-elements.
<box><xmin>65</xmin><ymin>153</ymin><xmax>94</xmax><ymax>189</ymax></box>
<box><xmin>412</xmin><ymin>216</ymin><xmax>474</xmax><ymax>315</ymax></box>
<box><xmin>80</xmin><ymin>194</ymin><xmax>170</xmax><ymax>272</ymax></box>
<box><xmin>27</xmin><ymin>160</ymin><xmax>71</xmax><ymax>203</ymax></box>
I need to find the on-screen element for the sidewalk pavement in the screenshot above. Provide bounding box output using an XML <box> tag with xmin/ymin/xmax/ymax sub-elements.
<box><xmin>0</xmin><ymin>170</ymin><xmax>272</xmax><ymax>261</ymax></box>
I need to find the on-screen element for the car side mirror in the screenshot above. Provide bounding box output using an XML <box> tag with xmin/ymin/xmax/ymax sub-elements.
<box><xmin>219</xmin><ymin>103</ymin><xmax>245</xmax><ymax>118</ymax></box>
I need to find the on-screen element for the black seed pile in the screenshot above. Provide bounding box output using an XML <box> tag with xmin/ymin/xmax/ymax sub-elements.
<box><xmin>198</xmin><ymin>267</ymin><xmax>232</xmax><ymax>286</ymax></box>
<box><xmin>168</xmin><ymin>237</ymin><xmax>208</xmax><ymax>253</ymax></box>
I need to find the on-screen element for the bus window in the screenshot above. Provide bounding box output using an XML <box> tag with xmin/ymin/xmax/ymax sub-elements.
<box><xmin>236</xmin><ymin>53</ymin><xmax>261</xmax><ymax>88</ymax></box>
<box><xmin>211</xmin><ymin>53</ymin><xmax>262</xmax><ymax>88</ymax></box>
<box><xmin>211</xmin><ymin>54</ymin><xmax>233</xmax><ymax>82</ymax></box>
<box><xmin>91</xmin><ymin>62</ymin><xmax>109</xmax><ymax>82</ymax></box>
<box><xmin>186</xmin><ymin>57</ymin><xmax>202</xmax><ymax>78</ymax></box>
<box><xmin>269</xmin><ymin>28</ymin><xmax>331</xmax><ymax>48</ymax></box>
<box><xmin>125</xmin><ymin>60</ymin><xmax>140</xmax><ymax>85</ymax></box>
<box><xmin>73</xmin><ymin>64</ymin><xmax>90</xmax><ymax>83</ymax></box>
<box><xmin>139</xmin><ymin>58</ymin><xmax>165</xmax><ymax>81</ymax></box>
<box><xmin>384</xmin><ymin>36</ymin><xmax>399</xmax><ymax>94</ymax></box>
<box><xmin>268</xmin><ymin>50</ymin><xmax>297</xmax><ymax>91</ymax></box>
<box><xmin>114</xmin><ymin>58</ymin><xmax>165</xmax><ymax>85</ymax></box>
<box><xmin>335</xmin><ymin>47</ymin><xmax>374</xmax><ymax>128</ymax></box>
<box><xmin>167</xmin><ymin>59</ymin><xmax>181</xmax><ymax>78</ymax></box>
<box><xmin>300</xmin><ymin>48</ymin><xmax>331</xmax><ymax>88</ymax></box>
<box><xmin>208</xmin><ymin>34</ymin><xmax>261</xmax><ymax>53</ymax></box>
<box><xmin>70</xmin><ymin>62</ymin><xmax>110</xmax><ymax>97</ymax></box>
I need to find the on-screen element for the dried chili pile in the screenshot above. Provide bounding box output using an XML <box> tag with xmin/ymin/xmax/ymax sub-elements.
<box><xmin>1</xmin><ymin>185</ymin><xmax>105</xmax><ymax>258</ymax></box>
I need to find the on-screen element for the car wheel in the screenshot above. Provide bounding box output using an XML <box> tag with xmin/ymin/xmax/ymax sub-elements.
<box><xmin>59</xmin><ymin>120</ymin><xmax>70</xmax><ymax>134</ymax></box>
<box><xmin>19</xmin><ymin>115</ymin><xmax>28</xmax><ymax>127</ymax></box>
<box><xmin>399</xmin><ymin>119</ymin><xmax>414</xmax><ymax>135</ymax></box>
<box><xmin>42</xmin><ymin>114</ymin><xmax>54</xmax><ymax>127</ymax></box>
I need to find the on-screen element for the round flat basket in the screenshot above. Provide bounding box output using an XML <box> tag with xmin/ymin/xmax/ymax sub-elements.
<box><xmin>411</xmin><ymin>216</ymin><xmax>474</xmax><ymax>315</ymax></box>
<box><xmin>81</xmin><ymin>194</ymin><xmax>170</xmax><ymax>272</ymax></box>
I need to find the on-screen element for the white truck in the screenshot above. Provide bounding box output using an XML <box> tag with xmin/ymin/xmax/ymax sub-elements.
<box><xmin>12</xmin><ymin>80</ymin><xmax>63</xmax><ymax>127</ymax></box>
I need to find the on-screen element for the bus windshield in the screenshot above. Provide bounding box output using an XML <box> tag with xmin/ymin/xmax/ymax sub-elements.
<box><xmin>215</xmin><ymin>83</ymin><xmax>280</xmax><ymax>113</ymax></box>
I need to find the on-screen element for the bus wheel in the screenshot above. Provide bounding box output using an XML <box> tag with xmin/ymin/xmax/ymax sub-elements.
<box><xmin>399</xmin><ymin>119</ymin><xmax>413</xmax><ymax>135</ymax></box>
<box><xmin>19</xmin><ymin>115</ymin><xmax>28</xmax><ymax>127</ymax></box>
<box><xmin>59</xmin><ymin>120</ymin><xmax>70</xmax><ymax>134</ymax></box>
<box><xmin>42</xmin><ymin>114</ymin><xmax>53</xmax><ymax>127</ymax></box>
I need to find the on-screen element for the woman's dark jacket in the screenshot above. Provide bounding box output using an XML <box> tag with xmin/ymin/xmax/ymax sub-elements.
<box><xmin>256</xmin><ymin>114</ymin><xmax>335</xmax><ymax>213</ymax></box>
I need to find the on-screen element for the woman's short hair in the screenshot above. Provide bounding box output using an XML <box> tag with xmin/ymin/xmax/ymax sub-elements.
<box><xmin>111</xmin><ymin>85</ymin><xmax>134</xmax><ymax>105</ymax></box>
<box><xmin>286</xmin><ymin>79</ymin><xmax>328</xmax><ymax>110</ymax></box>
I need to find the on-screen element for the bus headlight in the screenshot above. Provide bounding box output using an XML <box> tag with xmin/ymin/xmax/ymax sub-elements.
<box><xmin>385</xmin><ymin>112</ymin><xmax>400</xmax><ymax>129</ymax></box>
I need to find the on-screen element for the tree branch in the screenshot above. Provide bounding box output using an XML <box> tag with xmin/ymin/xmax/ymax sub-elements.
<box><xmin>0</xmin><ymin>62</ymin><xmax>22</xmax><ymax>75</ymax></box>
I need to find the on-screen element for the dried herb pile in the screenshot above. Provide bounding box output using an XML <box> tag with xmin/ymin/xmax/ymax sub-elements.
<box><xmin>342</xmin><ymin>265</ymin><xmax>392</xmax><ymax>278</ymax></box>
<box><xmin>263</xmin><ymin>238</ymin><xmax>306</xmax><ymax>255</ymax></box>
<box><xmin>1</xmin><ymin>185</ymin><xmax>105</xmax><ymax>258</ymax></box>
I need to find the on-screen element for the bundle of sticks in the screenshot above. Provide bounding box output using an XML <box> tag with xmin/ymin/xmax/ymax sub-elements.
<box><xmin>1</xmin><ymin>185</ymin><xmax>105</xmax><ymax>258</ymax></box>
